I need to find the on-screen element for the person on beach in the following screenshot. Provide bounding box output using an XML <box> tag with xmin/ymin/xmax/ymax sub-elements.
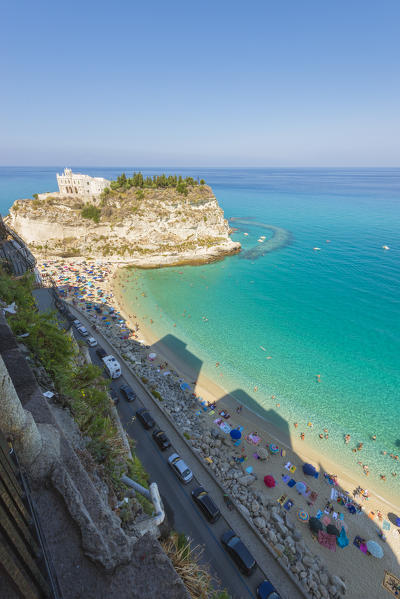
<box><xmin>357</xmin><ymin>442</ymin><xmax>363</xmax><ymax>451</ymax></box>
<box><xmin>345</xmin><ymin>434</ymin><xmax>351</xmax><ymax>444</ymax></box>
<box><xmin>300</xmin><ymin>432</ymin><xmax>305</xmax><ymax>440</ymax></box>
<box><xmin>294</xmin><ymin>422</ymin><xmax>298</xmax><ymax>428</ymax></box>
<box><xmin>236</xmin><ymin>405</ymin><xmax>242</xmax><ymax>414</ymax></box>
<box><xmin>371</xmin><ymin>434</ymin><xmax>376</xmax><ymax>441</ymax></box>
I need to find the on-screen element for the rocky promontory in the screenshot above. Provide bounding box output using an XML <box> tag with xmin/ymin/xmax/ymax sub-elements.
<box><xmin>6</xmin><ymin>180</ymin><xmax>240</xmax><ymax>267</ymax></box>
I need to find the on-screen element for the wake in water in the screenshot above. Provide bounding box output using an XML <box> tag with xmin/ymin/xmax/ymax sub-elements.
<box><xmin>230</xmin><ymin>217</ymin><xmax>292</xmax><ymax>259</ymax></box>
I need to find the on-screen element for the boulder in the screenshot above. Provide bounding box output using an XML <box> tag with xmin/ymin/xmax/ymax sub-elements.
<box><xmin>251</xmin><ymin>500</ymin><xmax>260</xmax><ymax>514</ymax></box>
<box><xmin>238</xmin><ymin>474</ymin><xmax>256</xmax><ymax>486</ymax></box>
<box><xmin>330</xmin><ymin>576</ymin><xmax>346</xmax><ymax>594</ymax></box>
<box><xmin>253</xmin><ymin>516</ymin><xmax>266</xmax><ymax>530</ymax></box>
<box><xmin>276</xmin><ymin>522</ymin><xmax>289</xmax><ymax>538</ymax></box>
<box><xmin>303</xmin><ymin>555</ymin><xmax>315</xmax><ymax>568</ymax></box>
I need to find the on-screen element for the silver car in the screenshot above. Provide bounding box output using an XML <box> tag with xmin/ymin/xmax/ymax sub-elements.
<box><xmin>168</xmin><ymin>453</ymin><xmax>193</xmax><ymax>484</ymax></box>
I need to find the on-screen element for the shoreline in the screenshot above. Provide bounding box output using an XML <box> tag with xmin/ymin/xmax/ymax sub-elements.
<box><xmin>39</xmin><ymin>257</ymin><xmax>400</xmax><ymax>599</ymax></box>
<box><xmin>112</xmin><ymin>266</ymin><xmax>400</xmax><ymax>513</ymax></box>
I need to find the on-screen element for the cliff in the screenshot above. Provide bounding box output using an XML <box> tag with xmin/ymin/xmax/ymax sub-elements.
<box><xmin>6</xmin><ymin>184</ymin><xmax>241</xmax><ymax>267</ymax></box>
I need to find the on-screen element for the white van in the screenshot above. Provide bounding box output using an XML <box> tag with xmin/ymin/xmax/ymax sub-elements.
<box><xmin>102</xmin><ymin>355</ymin><xmax>121</xmax><ymax>379</ymax></box>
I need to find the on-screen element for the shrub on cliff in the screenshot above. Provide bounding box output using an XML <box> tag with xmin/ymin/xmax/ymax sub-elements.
<box><xmin>81</xmin><ymin>204</ymin><xmax>101</xmax><ymax>223</ymax></box>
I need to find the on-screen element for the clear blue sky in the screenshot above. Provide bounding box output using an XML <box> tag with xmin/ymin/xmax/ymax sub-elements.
<box><xmin>1</xmin><ymin>0</ymin><xmax>399</xmax><ymax>166</ymax></box>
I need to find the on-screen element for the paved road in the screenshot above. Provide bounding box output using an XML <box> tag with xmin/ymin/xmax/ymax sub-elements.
<box><xmin>34</xmin><ymin>290</ymin><xmax>302</xmax><ymax>599</ymax></box>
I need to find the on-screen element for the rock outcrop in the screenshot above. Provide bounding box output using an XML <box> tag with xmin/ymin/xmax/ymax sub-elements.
<box><xmin>6</xmin><ymin>184</ymin><xmax>240</xmax><ymax>267</ymax></box>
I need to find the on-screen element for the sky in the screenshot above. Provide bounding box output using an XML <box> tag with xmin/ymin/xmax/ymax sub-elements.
<box><xmin>1</xmin><ymin>0</ymin><xmax>400</xmax><ymax>166</ymax></box>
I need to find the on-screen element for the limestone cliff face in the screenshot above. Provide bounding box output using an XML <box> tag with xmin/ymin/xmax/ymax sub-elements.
<box><xmin>6</xmin><ymin>185</ymin><xmax>241</xmax><ymax>267</ymax></box>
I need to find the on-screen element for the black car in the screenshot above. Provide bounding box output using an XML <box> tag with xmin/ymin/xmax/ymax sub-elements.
<box><xmin>192</xmin><ymin>487</ymin><xmax>221</xmax><ymax>523</ymax></box>
<box><xmin>120</xmin><ymin>384</ymin><xmax>136</xmax><ymax>402</ymax></box>
<box><xmin>256</xmin><ymin>580</ymin><xmax>281</xmax><ymax>599</ymax></box>
<box><xmin>221</xmin><ymin>530</ymin><xmax>256</xmax><ymax>576</ymax></box>
<box><xmin>96</xmin><ymin>347</ymin><xmax>107</xmax><ymax>359</ymax></box>
<box><xmin>136</xmin><ymin>408</ymin><xmax>155</xmax><ymax>429</ymax></box>
<box><xmin>152</xmin><ymin>428</ymin><xmax>171</xmax><ymax>451</ymax></box>
<box><xmin>109</xmin><ymin>389</ymin><xmax>119</xmax><ymax>405</ymax></box>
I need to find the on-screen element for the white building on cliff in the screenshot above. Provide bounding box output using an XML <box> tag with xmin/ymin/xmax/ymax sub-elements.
<box><xmin>56</xmin><ymin>168</ymin><xmax>110</xmax><ymax>197</ymax></box>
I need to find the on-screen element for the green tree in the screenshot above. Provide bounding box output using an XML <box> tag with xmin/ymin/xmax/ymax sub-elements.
<box><xmin>81</xmin><ymin>204</ymin><xmax>101</xmax><ymax>223</ymax></box>
<box><xmin>200</xmin><ymin>179</ymin><xmax>206</xmax><ymax>185</ymax></box>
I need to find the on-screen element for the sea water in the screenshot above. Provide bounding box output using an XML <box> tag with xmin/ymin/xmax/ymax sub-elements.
<box><xmin>1</xmin><ymin>167</ymin><xmax>399</xmax><ymax>498</ymax></box>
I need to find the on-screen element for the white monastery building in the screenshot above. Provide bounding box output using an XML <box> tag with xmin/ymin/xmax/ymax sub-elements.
<box><xmin>56</xmin><ymin>168</ymin><xmax>110</xmax><ymax>197</ymax></box>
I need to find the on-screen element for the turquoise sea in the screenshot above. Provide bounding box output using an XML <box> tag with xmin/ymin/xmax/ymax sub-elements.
<box><xmin>1</xmin><ymin>167</ymin><xmax>399</xmax><ymax>500</ymax></box>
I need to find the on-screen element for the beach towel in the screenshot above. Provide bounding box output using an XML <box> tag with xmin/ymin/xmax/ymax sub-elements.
<box><xmin>322</xmin><ymin>515</ymin><xmax>331</xmax><ymax>526</ymax></box>
<box><xmin>383</xmin><ymin>520</ymin><xmax>391</xmax><ymax>531</ymax></box>
<box><xmin>283</xmin><ymin>499</ymin><xmax>294</xmax><ymax>511</ymax></box>
<box><xmin>337</xmin><ymin>527</ymin><xmax>349</xmax><ymax>548</ymax></box>
<box><xmin>284</xmin><ymin>462</ymin><xmax>292</xmax><ymax>470</ymax></box>
<box><xmin>333</xmin><ymin>512</ymin><xmax>338</xmax><ymax>520</ymax></box>
<box><xmin>368</xmin><ymin>511</ymin><xmax>375</xmax><ymax>520</ymax></box>
<box><xmin>277</xmin><ymin>494</ymin><xmax>287</xmax><ymax>505</ymax></box>
<box><xmin>318</xmin><ymin>530</ymin><xmax>337</xmax><ymax>552</ymax></box>
<box><xmin>281</xmin><ymin>474</ymin><xmax>290</xmax><ymax>483</ymax></box>
<box><xmin>353</xmin><ymin>535</ymin><xmax>368</xmax><ymax>553</ymax></box>
<box><xmin>287</xmin><ymin>479</ymin><xmax>296</xmax><ymax>488</ymax></box>
<box><xmin>289</xmin><ymin>465</ymin><xmax>297</xmax><ymax>474</ymax></box>
<box><xmin>330</xmin><ymin>488</ymin><xmax>338</xmax><ymax>501</ymax></box>
<box><xmin>339</xmin><ymin>513</ymin><xmax>344</xmax><ymax>521</ymax></box>
<box><xmin>233</xmin><ymin>439</ymin><xmax>242</xmax><ymax>447</ymax></box>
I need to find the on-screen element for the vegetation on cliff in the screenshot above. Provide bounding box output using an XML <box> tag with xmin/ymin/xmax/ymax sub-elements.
<box><xmin>0</xmin><ymin>269</ymin><xmax>152</xmax><ymax>515</ymax></box>
<box><xmin>104</xmin><ymin>172</ymin><xmax>206</xmax><ymax>198</ymax></box>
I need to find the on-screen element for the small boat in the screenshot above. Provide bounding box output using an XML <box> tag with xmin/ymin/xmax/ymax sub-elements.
<box><xmin>258</xmin><ymin>238</ymin><xmax>264</xmax><ymax>243</ymax></box>
<box><xmin>244</xmin><ymin>232</ymin><xmax>249</xmax><ymax>236</ymax></box>
<box><xmin>382</xmin><ymin>245</ymin><xmax>390</xmax><ymax>250</ymax></box>
<box><xmin>313</xmin><ymin>247</ymin><xmax>321</xmax><ymax>251</ymax></box>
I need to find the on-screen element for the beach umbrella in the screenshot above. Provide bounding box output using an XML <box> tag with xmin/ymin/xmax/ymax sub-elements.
<box><xmin>148</xmin><ymin>352</ymin><xmax>157</xmax><ymax>360</ymax></box>
<box><xmin>395</xmin><ymin>517</ymin><xmax>400</xmax><ymax>527</ymax></box>
<box><xmin>303</xmin><ymin>463</ymin><xmax>317</xmax><ymax>476</ymax></box>
<box><xmin>230</xmin><ymin>429</ymin><xmax>242</xmax><ymax>440</ymax></box>
<box><xmin>366</xmin><ymin>540</ymin><xmax>384</xmax><ymax>558</ymax></box>
<box><xmin>180</xmin><ymin>382</ymin><xmax>191</xmax><ymax>391</ymax></box>
<box><xmin>269</xmin><ymin>444</ymin><xmax>279</xmax><ymax>454</ymax></box>
<box><xmin>264</xmin><ymin>475</ymin><xmax>275</xmax><ymax>488</ymax></box>
<box><xmin>326</xmin><ymin>524</ymin><xmax>340</xmax><ymax>537</ymax></box>
<box><xmin>309</xmin><ymin>517</ymin><xmax>323</xmax><ymax>533</ymax></box>
<box><xmin>297</xmin><ymin>510</ymin><xmax>309</xmax><ymax>522</ymax></box>
<box><xmin>295</xmin><ymin>481</ymin><xmax>307</xmax><ymax>494</ymax></box>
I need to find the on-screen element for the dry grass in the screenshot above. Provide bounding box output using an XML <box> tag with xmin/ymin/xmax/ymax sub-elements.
<box><xmin>161</xmin><ymin>532</ymin><xmax>215</xmax><ymax>599</ymax></box>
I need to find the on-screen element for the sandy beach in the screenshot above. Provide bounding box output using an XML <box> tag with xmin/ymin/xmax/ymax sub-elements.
<box><xmin>38</xmin><ymin>258</ymin><xmax>400</xmax><ymax>599</ymax></box>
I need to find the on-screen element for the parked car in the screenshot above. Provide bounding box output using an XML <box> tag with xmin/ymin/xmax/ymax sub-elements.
<box><xmin>136</xmin><ymin>408</ymin><xmax>155</xmax><ymax>429</ymax></box>
<box><xmin>191</xmin><ymin>487</ymin><xmax>221</xmax><ymax>523</ymax></box>
<box><xmin>152</xmin><ymin>429</ymin><xmax>171</xmax><ymax>451</ymax></box>
<box><xmin>109</xmin><ymin>389</ymin><xmax>119</xmax><ymax>405</ymax></box>
<box><xmin>73</xmin><ymin>319</ymin><xmax>81</xmax><ymax>328</ymax></box>
<box><xmin>167</xmin><ymin>453</ymin><xmax>193</xmax><ymax>484</ymax></box>
<box><xmin>221</xmin><ymin>530</ymin><xmax>256</xmax><ymax>576</ymax></box>
<box><xmin>96</xmin><ymin>347</ymin><xmax>107</xmax><ymax>359</ymax></box>
<box><xmin>256</xmin><ymin>580</ymin><xmax>281</xmax><ymax>599</ymax></box>
<box><xmin>86</xmin><ymin>336</ymin><xmax>97</xmax><ymax>347</ymax></box>
<box><xmin>120</xmin><ymin>384</ymin><xmax>136</xmax><ymax>402</ymax></box>
<box><xmin>77</xmin><ymin>325</ymin><xmax>88</xmax><ymax>336</ymax></box>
